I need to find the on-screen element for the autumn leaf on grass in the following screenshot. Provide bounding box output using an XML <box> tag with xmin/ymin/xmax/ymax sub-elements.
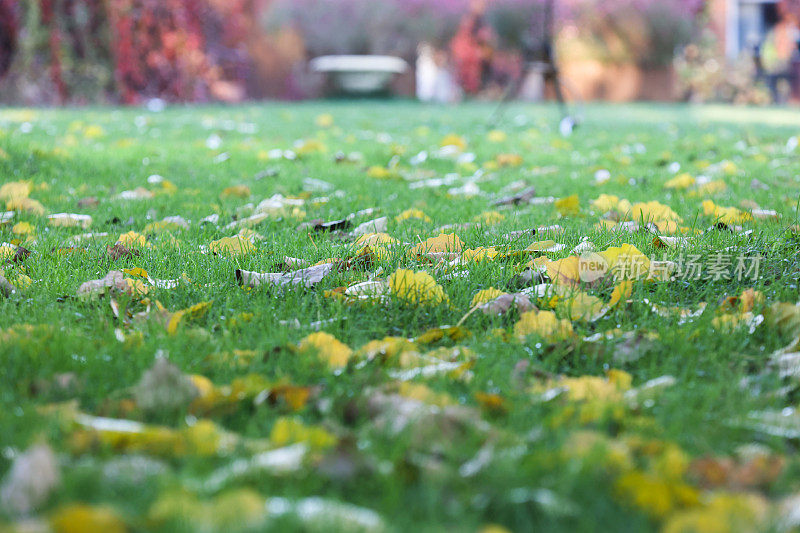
<box><xmin>270</xmin><ymin>416</ymin><xmax>337</xmax><ymax>450</ymax></box>
<box><xmin>514</xmin><ymin>310</ymin><xmax>574</xmax><ymax>341</ymax></box>
<box><xmin>297</xmin><ymin>217</ymin><xmax>351</xmax><ymax>233</ymax></box>
<box><xmin>144</xmin><ymin>216</ymin><xmax>190</xmax><ymax>233</ymax></box>
<box><xmin>711</xmin><ymin>312</ymin><xmax>762</xmax><ymax>334</ymax></box>
<box><xmin>455</xmin><ymin>247</ymin><xmax>498</xmax><ymax>265</ymax></box>
<box><xmin>2</xmin><ymin>181</ymin><xmax>44</xmax><ymax>214</ymax></box>
<box><xmin>494</xmin><ymin>153</ymin><xmax>523</xmax><ymax>167</ymax></box>
<box><xmin>652</xmin><ymin>236</ymin><xmax>690</xmax><ymax>249</ymax></box>
<box><xmin>661</xmin><ymin>493</ymin><xmax>769</xmax><ymax>533</ymax></box>
<box><xmin>702</xmin><ymin>200</ymin><xmax>753</xmax><ymax>224</ymax></box>
<box><xmin>221</xmin><ymin>185</ymin><xmax>251</xmax><ymax>199</ymax></box>
<box><xmin>663</xmin><ymin>173</ymin><xmax>695</xmax><ymax>190</ymax></box>
<box><xmin>395</xmin><ymin>208</ymin><xmax>431</xmax><ymax>223</ymax></box>
<box><xmin>0</xmin><ymin>181</ymin><xmax>32</xmax><ymax>202</ymax></box>
<box><xmin>609</xmin><ymin>281</ymin><xmax>634</xmax><ymax>307</ymax></box>
<box><xmin>555</xmin><ymin>195</ymin><xmax>580</xmax><ymax>216</ymax></box>
<box><xmin>315</xmin><ymin>113</ymin><xmax>334</xmax><ymax>128</ymax></box>
<box><xmin>599</xmin><ymin>244</ymin><xmax>651</xmax><ymax>281</ymax></box>
<box><xmin>69</xmin><ymin>410</ymin><xmax>245</xmax><ymax>457</ymax></box>
<box><xmin>526</xmin><ymin>240</ymin><xmax>566</xmax><ymax>253</ymax></box>
<box><xmin>6</xmin><ymin>197</ymin><xmax>46</xmax><ymax>215</ymax></box>
<box><xmin>77</xmin><ymin>271</ymin><xmax>148</xmax><ymax>299</ymax></box>
<box><xmin>3</xmin><ymin>271</ymin><xmax>31</xmax><ymax>293</ymax></box>
<box><xmin>559</xmin><ymin>292</ymin><xmax>608</xmax><ymax>322</ymax></box>
<box><xmin>493</xmin><ymin>186</ymin><xmax>537</xmax><ymax>207</ymax></box>
<box><xmin>487</xmin><ymin>129</ymin><xmax>507</xmax><ymax>143</ymax></box>
<box><xmin>366</xmin><ymin>166</ymin><xmax>398</xmax><ymax>180</ymax></box>
<box><xmin>265</xmin><ymin>384</ymin><xmax>315</xmax><ymax>412</ymax></box>
<box><xmin>415</xmin><ymin>325</ymin><xmax>471</xmax><ymax>344</ymax></box>
<box><xmin>720</xmin><ymin>288</ymin><xmax>764</xmax><ymax>314</ymax></box>
<box><xmin>237</xmin><ymin>262</ymin><xmax>335</xmax><ymax>290</ymax></box>
<box><xmin>630</xmin><ymin>201</ymin><xmax>682</xmax><ymax>223</ymax></box>
<box><xmin>122</xmin><ymin>267</ymin><xmax>149</xmax><ymax>279</ymax></box>
<box><xmin>295</xmin><ymin>332</ymin><xmax>353</xmax><ymax>369</ymax></box>
<box><xmin>170</xmin><ymin>301</ymin><xmax>214</xmax><ymax>333</ymax></box>
<box><xmin>344</xmin><ymin>280</ymin><xmax>390</xmax><ymax>302</ymax></box>
<box><xmin>209</xmin><ymin>235</ymin><xmax>255</xmax><ymax>257</ymax></box>
<box><xmin>533</xmin><ymin>370</ymin><xmax>632</xmax><ymax>404</ymax></box>
<box><xmin>471</xmin><ymin>288</ymin><xmax>507</xmax><ymax>307</ymax></box>
<box><xmin>49</xmin><ymin>504</ymin><xmax>126</xmax><ymax>533</ymax></box>
<box><xmin>117</xmin><ymin>231</ymin><xmax>147</xmax><ymax>248</ymax></box>
<box><xmin>591</xmin><ymin>193</ymin><xmax>630</xmax><ymax>215</ymax></box>
<box><xmin>356</xmin><ymin>337</ymin><xmax>419</xmax><ymax>364</ymax></box>
<box><xmin>0</xmin><ymin>243</ymin><xmax>19</xmax><ymax>263</ymax></box>
<box><xmin>352</xmin><ymin>216</ymin><xmax>388</xmax><ymax>237</ymax></box>
<box><xmin>133</xmin><ymin>356</ymin><xmax>199</xmax><ymax>414</ymax></box>
<box><xmin>0</xmin><ymin>443</ymin><xmax>60</xmax><ymax>516</ymax></box>
<box><xmin>480</xmin><ymin>293</ymin><xmax>536</xmax><ymax>316</ymax></box>
<box><xmin>472</xmin><ymin>211</ymin><xmax>506</xmax><ymax>227</ymax></box>
<box><xmin>107</xmin><ymin>243</ymin><xmax>141</xmax><ymax>260</ymax></box>
<box><xmin>388</xmin><ymin>269</ymin><xmax>448</xmax><ymax>306</ymax></box>
<box><xmin>149</xmin><ymin>490</ymin><xmax>267</xmax><ymax>533</ymax></box>
<box><xmin>0</xmin><ymin>273</ymin><xmax>17</xmax><ymax>298</ymax></box>
<box><xmin>356</xmin><ymin>232</ymin><xmax>397</xmax><ymax>247</ymax></box>
<box><xmin>440</xmin><ymin>133</ymin><xmax>467</xmax><ymax>150</ymax></box>
<box><xmin>48</xmin><ymin>213</ymin><xmax>92</xmax><ymax>229</ymax></box>
<box><xmin>545</xmin><ymin>256</ymin><xmax>582</xmax><ymax>286</ymax></box>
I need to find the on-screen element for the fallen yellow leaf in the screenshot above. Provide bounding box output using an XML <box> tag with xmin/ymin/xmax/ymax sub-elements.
<box><xmin>298</xmin><ymin>331</ymin><xmax>353</xmax><ymax>368</ymax></box>
<box><xmin>388</xmin><ymin>269</ymin><xmax>448</xmax><ymax>306</ymax></box>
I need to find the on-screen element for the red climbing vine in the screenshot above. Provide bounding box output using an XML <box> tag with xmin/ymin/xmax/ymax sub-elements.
<box><xmin>0</xmin><ymin>0</ymin><xmax>267</xmax><ymax>104</ymax></box>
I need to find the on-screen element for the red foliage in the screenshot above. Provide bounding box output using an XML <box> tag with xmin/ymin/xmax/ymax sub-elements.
<box><xmin>0</xmin><ymin>0</ymin><xmax>18</xmax><ymax>78</ymax></box>
<box><xmin>40</xmin><ymin>0</ymin><xmax>69</xmax><ymax>102</ymax></box>
<box><xmin>3</xmin><ymin>0</ymin><xmax>267</xmax><ymax>103</ymax></box>
<box><xmin>106</xmin><ymin>0</ymin><xmax>269</xmax><ymax>103</ymax></box>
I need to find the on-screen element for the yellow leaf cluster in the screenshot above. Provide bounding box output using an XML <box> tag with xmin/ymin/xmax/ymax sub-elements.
<box><xmin>270</xmin><ymin>416</ymin><xmax>337</xmax><ymax>450</ymax></box>
<box><xmin>395</xmin><ymin>208</ymin><xmax>431</xmax><ymax>223</ymax></box>
<box><xmin>514</xmin><ymin>310</ymin><xmax>574</xmax><ymax>341</ymax></box>
<box><xmin>471</xmin><ymin>288</ymin><xmax>507</xmax><ymax>307</ymax></box>
<box><xmin>702</xmin><ymin>200</ymin><xmax>752</xmax><ymax>224</ymax></box>
<box><xmin>388</xmin><ymin>269</ymin><xmax>448</xmax><ymax>306</ymax></box>
<box><xmin>555</xmin><ymin>194</ymin><xmax>580</xmax><ymax>216</ymax></box>
<box><xmin>209</xmin><ymin>236</ymin><xmax>255</xmax><ymax>257</ymax></box>
<box><xmin>440</xmin><ymin>133</ymin><xmax>467</xmax><ymax>150</ymax></box>
<box><xmin>118</xmin><ymin>231</ymin><xmax>147</xmax><ymax>247</ymax></box>
<box><xmin>410</xmin><ymin>233</ymin><xmax>463</xmax><ymax>255</ymax></box>
<box><xmin>298</xmin><ymin>331</ymin><xmax>353</xmax><ymax>368</ymax></box>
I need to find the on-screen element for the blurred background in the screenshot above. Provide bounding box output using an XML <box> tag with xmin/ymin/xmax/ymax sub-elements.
<box><xmin>0</xmin><ymin>0</ymin><xmax>799</xmax><ymax>106</ymax></box>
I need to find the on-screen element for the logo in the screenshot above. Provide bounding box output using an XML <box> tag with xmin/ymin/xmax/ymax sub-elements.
<box><xmin>578</xmin><ymin>252</ymin><xmax>609</xmax><ymax>282</ymax></box>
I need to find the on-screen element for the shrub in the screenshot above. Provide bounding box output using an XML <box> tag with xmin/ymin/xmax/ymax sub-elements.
<box><xmin>561</xmin><ymin>0</ymin><xmax>705</xmax><ymax>67</ymax></box>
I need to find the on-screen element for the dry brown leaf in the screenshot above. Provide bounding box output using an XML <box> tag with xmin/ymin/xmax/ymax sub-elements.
<box><xmin>48</xmin><ymin>213</ymin><xmax>93</xmax><ymax>229</ymax></box>
<box><xmin>0</xmin><ymin>443</ymin><xmax>60</xmax><ymax>516</ymax></box>
<box><xmin>492</xmin><ymin>186</ymin><xmax>537</xmax><ymax>206</ymax></box>
<box><xmin>410</xmin><ymin>233</ymin><xmax>463</xmax><ymax>255</ymax></box>
<box><xmin>353</xmin><ymin>216</ymin><xmax>388</xmax><ymax>236</ymax></box>
<box><xmin>77</xmin><ymin>271</ymin><xmax>128</xmax><ymax>298</ymax></box>
<box><xmin>236</xmin><ymin>262</ymin><xmax>335</xmax><ymax>290</ymax></box>
<box><xmin>133</xmin><ymin>356</ymin><xmax>199</xmax><ymax>414</ymax></box>
<box><xmin>480</xmin><ymin>293</ymin><xmax>536</xmax><ymax>316</ymax></box>
<box><xmin>0</xmin><ymin>274</ymin><xmax>17</xmax><ymax>297</ymax></box>
<box><xmin>107</xmin><ymin>243</ymin><xmax>140</xmax><ymax>260</ymax></box>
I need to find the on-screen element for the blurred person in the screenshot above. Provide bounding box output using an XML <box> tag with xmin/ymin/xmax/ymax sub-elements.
<box><xmin>760</xmin><ymin>0</ymin><xmax>800</xmax><ymax>100</ymax></box>
<box><xmin>450</xmin><ymin>0</ymin><xmax>495</xmax><ymax>95</ymax></box>
<box><xmin>417</xmin><ymin>43</ymin><xmax>461</xmax><ymax>103</ymax></box>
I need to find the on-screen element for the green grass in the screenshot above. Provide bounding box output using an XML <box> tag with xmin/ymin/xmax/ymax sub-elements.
<box><xmin>1</xmin><ymin>101</ymin><xmax>800</xmax><ymax>532</ymax></box>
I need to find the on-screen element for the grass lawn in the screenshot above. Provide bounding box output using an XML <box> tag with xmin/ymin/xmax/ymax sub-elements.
<box><xmin>1</xmin><ymin>101</ymin><xmax>800</xmax><ymax>532</ymax></box>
